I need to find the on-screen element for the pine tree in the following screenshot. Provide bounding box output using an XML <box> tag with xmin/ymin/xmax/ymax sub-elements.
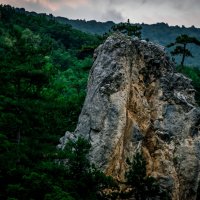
<box><xmin>167</xmin><ymin>34</ymin><xmax>200</xmax><ymax>66</ymax></box>
<box><xmin>125</xmin><ymin>153</ymin><xmax>170</xmax><ymax>200</ymax></box>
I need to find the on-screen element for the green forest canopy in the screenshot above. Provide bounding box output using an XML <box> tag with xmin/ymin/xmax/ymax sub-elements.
<box><xmin>0</xmin><ymin>5</ymin><xmax>105</xmax><ymax>200</ymax></box>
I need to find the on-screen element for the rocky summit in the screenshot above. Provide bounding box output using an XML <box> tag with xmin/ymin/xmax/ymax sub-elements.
<box><xmin>59</xmin><ymin>33</ymin><xmax>200</xmax><ymax>200</ymax></box>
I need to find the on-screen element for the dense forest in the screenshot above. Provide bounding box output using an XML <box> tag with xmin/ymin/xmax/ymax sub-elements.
<box><xmin>1</xmin><ymin>5</ymin><xmax>200</xmax><ymax>200</ymax></box>
<box><xmin>0</xmin><ymin>5</ymin><xmax>109</xmax><ymax>200</ymax></box>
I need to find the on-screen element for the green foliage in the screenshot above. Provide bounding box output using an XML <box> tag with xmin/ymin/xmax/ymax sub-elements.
<box><xmin>176</xmin><ymin>66</ymin><xmax>200</xmax><ymax>105</ymax></box>
<box><xmin>111</xmin><ymin>20</ymin><xmax>142</xmax><ymax>38</ymax></box>
<box><xmin>167</xmin><ymin>34</ymin><xmax>200</xmax><ymax>66</ymax></box>
<box><xmin>1</xmin><ymin>136</ymin><xmax>116</xmax><ymax>200</ymax></box>
<box><xmin>59</xmin><ymin>137</ymin><xmax>117</xmax><ymax>200</ymax></box>
<box><xmin>125</xmin><ymin>153</ymin><xmax>170</xmax><ymax>200</ymax></box>
<box><xmin>0</xmin><ymin>4</ymin><xmax>107</xmax><ymax>200</ymax></box>
<box><xmin>44</xmin><ymin>186</ymin><xmax>75</xmax><ymax>200</ymax></box>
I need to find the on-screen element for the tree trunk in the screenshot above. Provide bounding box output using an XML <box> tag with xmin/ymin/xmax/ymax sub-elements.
<box><xmin>181</xmin><ymin>44</ymin><xmax>186</xmax><ymax>66</ymax></box>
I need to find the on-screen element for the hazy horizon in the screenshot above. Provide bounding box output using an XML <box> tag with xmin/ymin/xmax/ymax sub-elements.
<box><xmin>0</xmin><ymin>0</ymin><xmax>199</xmax><ymax>28</ymax></box>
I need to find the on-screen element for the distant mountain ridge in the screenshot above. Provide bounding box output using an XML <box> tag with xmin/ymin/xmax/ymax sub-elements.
<box><xmin>56</xmin><ymin>18</ymin><xmax>200</xmax><ymax>67</ymax></box>
<box><xmin>15</xmin><ymin>6</ymin><xmax>200</xmax><ymax>67</ymax></box>
<box><xmin>56</xmin><ymin>17</ymin><xmax>115</xmax><ymax>35</ymax></box>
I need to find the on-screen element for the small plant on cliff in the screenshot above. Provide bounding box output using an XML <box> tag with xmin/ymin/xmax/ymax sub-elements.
<box><xmin>125</xmin><ymin>153</ymin><xmax>170</xmax><ymax>200</ymax></box>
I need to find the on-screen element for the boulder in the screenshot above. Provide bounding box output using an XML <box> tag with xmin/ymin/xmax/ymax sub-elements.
<box><xmin>59</xmin><ymin>33</ymin><xmax>200</xmax><ymax>200</ymax></box>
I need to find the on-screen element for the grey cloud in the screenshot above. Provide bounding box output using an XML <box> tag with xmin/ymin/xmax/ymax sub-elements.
<box><xmin>102</xmin><ymin>9</ymin><xmax>124</xmax><ymax>22</ymax></box>
<box><xmin>140</xmin><ymin>0</ymin><xmax>200</xmax><ymax>10</ymax></box>
<box><xmin>107</xmin><ymin>0</ymin><xmax>200</xmax><ymax>11</ymax></box>
<box><xmin>0</xmin><ymin>0</ymin><xmax>199</xmax><ymax>27</ymax></box>
<box><xmin>0</xmin><ymin>0</ymin><xmax>51</xmax><ymax>13</ymax></box>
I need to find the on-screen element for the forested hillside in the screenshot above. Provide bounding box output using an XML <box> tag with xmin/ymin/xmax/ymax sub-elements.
<box><xmin>56</xmin><ymin>17</ymin><xmax>114</xmax><ymax>36</ymax></box>
<box><xmin>13</xmin><ymin>7</ymin><xmax>200</xmax><ymax>67</ymax></box>
<box><xmin>0</xmin><ymin>5</ymin><xmax>113</xmax><ymax>200</ymax></box>
<box><xmin>56</xmin><ymin>18</ymin><xmax>200</xmax><ymax>67</ymax></box>
<box><xmin>1</xmin><ymin>5</ymin><xmax>200</xmax><ymax>200</ymax></box>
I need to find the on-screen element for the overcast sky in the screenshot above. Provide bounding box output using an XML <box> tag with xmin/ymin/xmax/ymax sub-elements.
<box><xmin>0</xmin><ymin>0</ymin><xmax>200</xmax><ymax>27</ymax></box>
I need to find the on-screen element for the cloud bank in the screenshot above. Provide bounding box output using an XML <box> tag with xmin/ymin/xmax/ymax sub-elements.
<box><xmin>0</xmin><ymin>0</ymin><xmax>199</xmax><ymax>27</ymax></box>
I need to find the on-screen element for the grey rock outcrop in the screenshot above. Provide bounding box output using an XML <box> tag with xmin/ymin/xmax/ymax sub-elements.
<box><xmin>59</xmin><ymin>33</ymin><xmax>200</xmax><ymax>200</ymax></box>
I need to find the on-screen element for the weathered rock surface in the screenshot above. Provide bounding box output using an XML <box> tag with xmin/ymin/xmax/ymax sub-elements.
<box><xmin>59</xmin><ymin>34</ymin><xmax>200</xmax><ymax>200</ymax></box>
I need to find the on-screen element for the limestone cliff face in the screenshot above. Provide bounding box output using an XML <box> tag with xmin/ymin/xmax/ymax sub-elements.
<box><xmin>59</xmin><ymin>34</ymin><xmax>200</xmax><ymax>200</ymax></box>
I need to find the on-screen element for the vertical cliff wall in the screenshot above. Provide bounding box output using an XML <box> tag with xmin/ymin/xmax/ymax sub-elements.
<box><xmin>59</xmin><ymin>34</ymin><xmax>200</xmax><ymax>200</ymax></box>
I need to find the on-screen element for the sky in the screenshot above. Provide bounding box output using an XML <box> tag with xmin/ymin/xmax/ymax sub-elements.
<box><xmin>0</xmin><ymin>0</ymin><xmax>200</xmax><ymax>27</ymax></box>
